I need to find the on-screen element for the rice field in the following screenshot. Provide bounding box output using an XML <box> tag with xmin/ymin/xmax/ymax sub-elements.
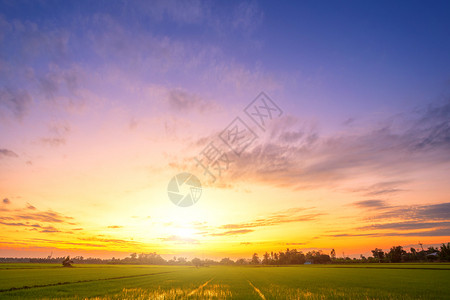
<box><xmin>1</xmin><ymin>263</ymin><xmax>450</xmax><ymax>299</ymax></box>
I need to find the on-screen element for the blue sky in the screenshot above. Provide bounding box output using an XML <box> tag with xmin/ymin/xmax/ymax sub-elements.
<box><xmin>2</xmin><ymin>1</ymin><xmax>449</xmax><ymax>117</ymax></box>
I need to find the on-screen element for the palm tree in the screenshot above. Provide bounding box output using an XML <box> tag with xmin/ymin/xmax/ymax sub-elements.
<box><xmin>251</xmin><ymin>253</ymin><xmax>260</xmax><ymax>264</ymax></box>
<box><xmin>62</xmin><ymin>256</ymin><xmax>73</xmax><ymax>267</ymax></box>
<box><xmin>439</xmin><ymin>243</ymin><xmax>450</xmax><ymax>261</ymax></box>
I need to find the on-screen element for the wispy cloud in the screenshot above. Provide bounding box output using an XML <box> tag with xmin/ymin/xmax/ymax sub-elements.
<box><xmin>204</xmin><ymin>207</ymin><xmax>321</xmax><ymax>237</ymax></box>
<box><xmin>352</xmin><ymin>200</ymin><xmax>389</xmax><ymax>209</ymax></box>
<box><xmin>0</xmin><ymin>221</ymin><xmax>61</xmax><ymax>233</ymax></box>
<box><xmin>412</xmin><ymin>100</ymin><xmax>450</xmax><ymax>150</ymax></box>
<box><xmin>358</xmin><ymin>221</ymin><xmax>450</xmax><ymax>231</ymax></box>
<box><xmin>167</xmin><ymin>89</ymin><xmax>217</xmax><ymax>113</ymax></box>
<box><xmin>327</xmin><ymin>233</ymin><xmax>378</xmax><ymax>238</ymax></box>
<box><xmin>37</xmin><ymin>65</ymin><xmax>84</xmax><ymax>104</ymax></box>
<box><xmin>219</xmin><ymin>212</ymin><xmax>320</xmax><ymax>230</ymax></box>
<box><xmin>329</xmin><ymin>201</ymin><xmax>450</xmax><ymax>238</ymax></box>
<box><xmin>0</xmin><ymin>88</ymin><xmax>32</xmax><ymax>120</ymax></box>
<box><xmin>135</xmin><ymin>0</ymin><xmax>264</xmax><ymax>33</ymax></box>
<box><xmin>14</xmin><ymin>210</ymin><xmax>73</xmax><ymax>223</ymax></box>
<box><xmin>210</xmin><ymin>229</ymin><xmax>254</xmax><ymax>236</ymax></box>
<box><xmin>232</xmin><ymin>1</ymin><xmax>264</xmax><ymax>33</ymax></box>
<box><xmin>136</xmin><ymin>0</ymin><xmax>208</xmax><ymax>24</ymax></box>
<box><xmin>367</xmin><ymin>202</ymin><xmax>450</xmax><ymax>222</ymax></box>
<box><xmin>39</xmin><ymin>137</ymin><xmax>66</xmax><ymax>147</ymax></box>
<box><xmin>0</xmin><ymin>149</ymin><xmax>18</xmax><ymax>158</ymax></box>
<box><xmin>0</xmin><ymin>205</ymin><xmax>74</xmax><ymax>227</ymax></box>
<box><xmin>19</xmin><ymin>238</ymin><xmax>108</xmax><ymax>249</ymax></box>
<box><xmin>74</xmin><ymin>236</ymin><xmax>143</xmax><ymax>249</ymax></box>
<box><xmin>327</xmin><ymin>228</ymin><xmax>450</xmax><ymax>238</ymax></box>
<box><xmin>351</xmin><ymin>181</ymin><xmax>408</xmax><ymax>197</ymax></box>
<box><xmin>39</xmin><ymin>226</ymin><xmax>60</xmax><ymax>233</ymax></box>
<box><xmin>182</xmin><ymin>99</ymin><xmax>450</xmax><ymax>192</ymax></box>
<box><xmin>159</xmin><ymin>235</ymin><xmax>199</xmax><ymax>244</ymax></box>
<box><xmin>26</xmin><ymin>203</ymin><xmax>36</xmax><ymax>210</ymax></box>
<box><xmin>48</xmin><ymin>121</ymin><xmax>71</xmax><ymax>136</ymax></box>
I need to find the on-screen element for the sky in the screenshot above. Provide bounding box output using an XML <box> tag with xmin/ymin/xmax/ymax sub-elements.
<box><xmin>0</xmin><ymin>0</ymin><xmax>449</xmax><ymax>260</ymax></box>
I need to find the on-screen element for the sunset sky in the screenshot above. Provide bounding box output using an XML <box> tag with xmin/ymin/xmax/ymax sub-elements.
<box><xmin>1</xmin><ymin>0</ymin><xmax>450</xmax><ymax>260</ymax></box>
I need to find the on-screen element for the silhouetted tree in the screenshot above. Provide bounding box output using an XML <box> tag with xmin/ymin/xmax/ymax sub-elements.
<box><xmin>262</xmin><ymin>252</ymin><xmax>270</xmax><ymax>264</ymax></box>
<box><xmin>191</xmin><ymin>258</ymin><xmax>202</xmax><ymax>268</ymax></box>
<box><xmin>387</xmin><ymin>246</ymin><xmax>406</xmax><ymax>263</ymax></box>
<box><xmin>62</xmin><ymin>256</ymin><xmax>73</xmax><ymax>267</ymax></box>
<box><xmin>306</xmin><ymin>250</ymin><xmax>331</xmax><ymax>264</ymax></box>
<box><xmin>371</xmin><ymin>248</ymin><xmax>385</xmax><ymax>262</ymax></box>
<box><xmin>273</xmin><ymin>252</ymin><xmax>278</xmax><ymax>262</ymax></box>
<box><xmin>220</xmin><ymin>257</ymin><xmax>234</xmax><ymax>265</ymax></box>
<box><xmin>439</xmin><ymin>243</ymin><xmax>450</xmax><ymax>261</ymax></box>
<box><xmin>251</xmin><ymin>253</ymin><xmax>260</xmax><ymax>264</ymax></box>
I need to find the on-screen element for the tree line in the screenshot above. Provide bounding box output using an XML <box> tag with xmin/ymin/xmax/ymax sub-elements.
<box><xmin>367</xmin><ymin>243</ymin><xmax>450</xmax><ymax>263</ymax></box>
<box><xmin>1</xmin><ymin>242</ymin><xmax>449</xmax><ymax>265</ymax></box>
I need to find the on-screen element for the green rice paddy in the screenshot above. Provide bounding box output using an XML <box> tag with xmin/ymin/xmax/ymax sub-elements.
<box><xmin>1</xmin><ymin>263</ymin><xmax>450</xmax><ymax>299</ymax></box>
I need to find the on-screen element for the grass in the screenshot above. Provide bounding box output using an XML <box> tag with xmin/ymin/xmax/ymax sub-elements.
<box><xmin>1</xmin><ymin>263</ymin><xmax>450</xmax><ymax>299</ymax></box>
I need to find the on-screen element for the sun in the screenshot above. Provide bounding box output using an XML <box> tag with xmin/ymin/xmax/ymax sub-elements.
<box><xmin>172</xmin><ymin>227</ymin><xmax>197</xmax><ymax>239</ymax></box>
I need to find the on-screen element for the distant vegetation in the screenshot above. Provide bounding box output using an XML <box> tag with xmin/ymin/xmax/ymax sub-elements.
<box><xmin>1</xmin><ymin>242</ymin><xmax>449</xmax><ymax>266</ymax></box>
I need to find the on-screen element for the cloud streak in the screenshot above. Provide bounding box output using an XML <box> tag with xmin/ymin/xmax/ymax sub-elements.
<box><xmin>0</xmin><ymin>88</ymin><xmax>32</xmax><ymax>120</ymax></box>
<box><xmin>167</xmin><ymin>89</ymin><xmax>217</xmax><ymax>113</ymax></box>
<box><xmin>210</xmin><ymin>229</ymin><xmax>254</xmax><ymax>236</ymax></box>
<box><xmin>181</xmin><ymin>99</ymin><xmax>450</xmax><ymax>193</ymax></box>
<box><xmin>0</xmin><ymin>221</ymin><xmax>61</xmax><ymax>233</ymax></box>
<box><xmin>13</xmin><ymin>210</ymin><xmax>73</xmax><ymax>223</ymax></box>
<box><xmin>0</xmin><ymin>149</ymin><xmax>18</xmax><ymax>158</ymax></box>
<box><xmin>159</xmin><ymin>235</ymin><xmax>199</xmax><ymax>244</ymax></box>
<box><xmin>204</xmin><ymin>207</ymin><xmax>321</xmax><ymax>237</ymax></box>
<box><xmin>328</xmin><ymin>201</ymin><xmax>450</xmax><ymax>238</ymax></box>
<box><xmin>352</xmin><ymin>200</ymin><xmax>388</xmax><ymax>209</ymax></box>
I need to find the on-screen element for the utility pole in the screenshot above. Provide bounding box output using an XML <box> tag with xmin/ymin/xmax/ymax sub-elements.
<box><xmin>419</xmin><ymin>241</ymin><xmax>426</xmax><ymax>261</ymax></box>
